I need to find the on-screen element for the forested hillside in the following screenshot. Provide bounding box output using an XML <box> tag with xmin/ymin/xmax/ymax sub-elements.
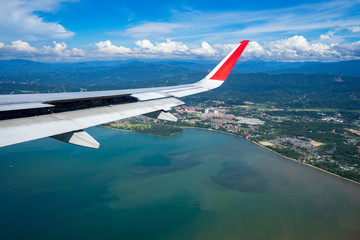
<box><xmin>1</xmin><ymin>60</ymin><xmax>359</xmax><ymax>110</ymax></box>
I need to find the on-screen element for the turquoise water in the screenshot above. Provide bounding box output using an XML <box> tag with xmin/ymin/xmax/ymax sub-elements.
<box><xmin>0</xmin><ymin>127</ymin><xmax>360</xmax><ymax>240</ymax></box>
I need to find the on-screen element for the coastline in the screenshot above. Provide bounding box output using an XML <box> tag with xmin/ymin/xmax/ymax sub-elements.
<box><xmin>102</xmin><ymin>125</ymin><xmax>182</xmax><ymax>137</ymax></box>
<box><xmin>104</xmin><ymin>124</ymin><xmax>359</xmax><ymax>186</ymax></box>
<box><xmin>182</xmin><ymin>126</ymin><xmax>360</xmax><ymax>186</ymax></box>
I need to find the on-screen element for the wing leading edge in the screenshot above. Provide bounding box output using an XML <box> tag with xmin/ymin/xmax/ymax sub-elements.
<box><xmin>0</xmin><ymin>40</ymin><xmax>249</xmax><ymax>148</ymax></box>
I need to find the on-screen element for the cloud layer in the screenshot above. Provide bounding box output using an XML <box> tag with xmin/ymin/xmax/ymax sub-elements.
<box><xmin>0</xmin><ymin>0</ymin><xmax>359</xmax><ymax>62</ymax></box>
<box><xmin>0</xmin><ymin>36</ymin><xmax>359</xmax><ymax>62</ymax></box>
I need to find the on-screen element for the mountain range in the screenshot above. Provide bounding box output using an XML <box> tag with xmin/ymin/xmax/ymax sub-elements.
<box><xmin>0</xmin><ymin>59</ymin><xmax>359</xmax><ymax>110</ymax></box>
<box><xmin>0</xmin><ymin>59</ymin><xmax>359</xmax><ymax>77</ymax></box>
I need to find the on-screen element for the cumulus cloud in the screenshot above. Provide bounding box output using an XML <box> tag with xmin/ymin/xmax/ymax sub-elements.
<box><xmin>333</xmin><ymin>41</ymin><xmax>360</xmax><ymax>60</ymax></box>
<box><xmin>0</xmin><ymin>0</ymin><xmax>74</xmax><ymax>42</ymax></box>
<box><xmin>135</xmin><ymin>39</ymin><xmax>189</xmax><ymax>55</ymax></box>
<box><xmin>44</xmin><ymin>41</ymin><xmax>85</xmax><ymax>57</ymax></box>
<box><xmin>104</xmin><ymin>37</ymin><xmax>358</xmax><ymax>61</ymax></box>
<box><xmin>0</xmin><ymin>40</ymin><xmax>86</xmax><ymax>61</ymax></box>
<box><xmin>240</xmin><ymin>41</ymin><xmax>267</xmax><ymax>58</ymax></box>
<box><xmin>216</xmin><ymin>41</ymin><xmax>269</xmax><ymax>59</ymax></box>
<box><xmin>190</xmin><ymin>42</ymin><xmax>218</xmax><ymax>56</ymax></box>
<box><xmin>214</xmin><ymin>35</ymin><xmax>356</xmax><ymax>61</ymax></box>
<box><xmin>0</xmin><ymin>36</ymin><xmax>359</xmax><ymax>62</ymax></box>
<box><xmin>135</xmin><ymin>39</ymin><xmax>154</xmax><ymax>49</ymax></box>
<box><xmin>266</xmin><ymin>36</ymin><xmax>340</xmax><ymax>61</ymax></box>
<box><xmin>9</xmin><ymin>40</ymin><xmax>38</xmax><ymax>53</ymax></box>
<box><xmin>95</xmin><ymin>40</ymin><xmax>131</xmax><ymax>54</ymax></box>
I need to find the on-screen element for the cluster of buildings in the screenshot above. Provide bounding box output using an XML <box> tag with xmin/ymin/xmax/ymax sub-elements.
<box><xmin>173</xmin><ymin>106</ymin><xmax>265</xmax><ymax>132</ymax></box>
<box><xmin>238</xmin><ymin>117</ymin><xmax>265</xmax><ymax>125</ymax></box>
<box><xmin>322</xmin><ymin>116</ymin><xmax>344</xmax><ymax>123</ymax></box>
<box><xmin>271</xmin><ymin>137</ymin><xmax>318</xmax><ymax>152</ymax></box>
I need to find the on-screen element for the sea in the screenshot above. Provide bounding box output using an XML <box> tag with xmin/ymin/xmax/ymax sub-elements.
<box><xmin>0</xmin><ymin>127</ymin><xmax>360</xmax><ymax>240</ymax></box>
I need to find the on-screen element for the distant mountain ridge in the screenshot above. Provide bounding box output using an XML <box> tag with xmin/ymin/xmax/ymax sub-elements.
<box><xmin>1</xmin><ymin>59</ymin><xmax>359</xmax><ymax>110</ymax></box>
<box><xmin>0</xmin><ymin>59</ymin><xmax>359</xmax><ymax>77</ymax></box>
<box><xmin>269</xmin><ymin>60</ymin><xmax>360</xmax><ymax>77</ymax></box>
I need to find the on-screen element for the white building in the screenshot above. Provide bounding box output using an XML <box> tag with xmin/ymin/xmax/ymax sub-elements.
<box><xmin>238</xmin><ymin>117</ymin><xmax>265</xmax><ymax>125</ymax></box>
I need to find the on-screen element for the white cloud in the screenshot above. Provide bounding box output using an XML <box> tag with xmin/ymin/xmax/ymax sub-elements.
<box><xmin>44</xmin><ymin>41</ymin><xmax>85</xmax><ymax>57</ymax></box>
<box><xmin>130</xmin><ymin>37</ymin><xmax>357</xmax><ymax>61</ymax></box>
<box><xmin>95</xmin><ymin>40</ymin><xmax>131</xmax><ymax>54</ymax></box>
<box><xmin>246</xmin><ymin>36</ymin><xmax>342</xmax><ymax>61</ymax></box>
<box><xmin>348</xmin><ymin>26</ymin><xmax>360</xmax><ymax>33</ymax></box>
<box><xmin>190</xmin><ymin>42</ymin><xmax>218</xmax><ymax>56</ymax></box>
<box><xmin>216</xmin><ymin>41</ymin><xmax>269</xmax><ymax>59</ymax></box>
<box><xmin>0</xmin><ymin>36</ymin><xmax>359</xmax><ymax>62</ymax></box>
<box><xmin>135</xmin><ymin>39</ymin><xmax>154</xmax><ymax>49</ymax></box>
<box><xmin>271</xmin><ymin>36</ymin><xmax>309</xmax><ymax>51</ymax></box>
<box><xmin>123</xmin><ymin>22</ymin><xmax>186</xmax><ymax>38</ymax></box>
<box><xmin>214</xmin><ymin>35</ymin><xmax>349</xmax><ymax>61</ymax></box>
<box><xmin>151</xmin><ymin>39</ymin><xmax>188</xmax><ymax>54</ymax></box>
<box><xmin>319</xmin><ymin>31</ymin><xmax>335</xmax><ymax>41</ymax></box>
<box><xmin>242</xmin><ymin>41</ymin><xmax>268</xmax><ymax>58</ymax></box>
<box><xmin>0</xmin><ymin>40</ymin><xmax>86</xmax><ymax>61</ymax></box>
<box><xmin>135</xmin><ymin>39</ymin><xmax>189</xmax><ymax>55</ymax></box>
<box><xmin>0</xmin><ymin>0</ymin><xmax>74</xmax><ymax>42</ymax></box>
<box><xmin>71</xmin><ymin>48</ymin><xmax>85</xmax><ymax>56</ymax></box>
<box><xmin>10</xmin><ymin>40</ymin><xmax>38</xmax><ymax>53</ymax></box>
<box><xmin>333</xmin><ymin>41</ymin><xmax>360</xmax><ymax>60</ymax></box>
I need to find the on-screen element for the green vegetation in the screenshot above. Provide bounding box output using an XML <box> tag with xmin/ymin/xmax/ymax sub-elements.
<box><xmin>269</xmin><ymin>146</ymin><xmax>304</xmax><ymax>160</ymax></box>
<box><xmin>333</xmin><ymin>143</ymin><xmax>359</xmax><ymax>164</ymax></box>
<box><xmin>187</xmin><ymin>73</ymin><xmax>360</xmax><ymax>110</ymax></box>
<box><xmin>260</xmin><ymin>120</ymin><xmax>347</xmax><ymax>143</ymax></box>
<box><xmin>2</xmin><ymin>63</ymin><xmax>360</xmax><ymax>111</ymax></box>
<box><xmin>314</xmin><ymin>161</ymin><xmax>360</xmax><ymax>182</ymax></box>
<box><xmin>108</xmin><ymin>123</ymin><xmax>183</xmax><ymax>137</ymax></box>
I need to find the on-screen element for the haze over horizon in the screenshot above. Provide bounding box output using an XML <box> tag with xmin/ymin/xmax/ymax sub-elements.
<box><xmin>0</xmin><ymin>0</ymin><xmax>360</xmax><ymax>62</ymax></box>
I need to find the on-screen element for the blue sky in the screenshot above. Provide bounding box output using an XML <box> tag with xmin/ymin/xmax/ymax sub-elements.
<box><xmin>0</xmin><ymin>0</ymin><xmax>359</xmax><ymax>61</ymax></box>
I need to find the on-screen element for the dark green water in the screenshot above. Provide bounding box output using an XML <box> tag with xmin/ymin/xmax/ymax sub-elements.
<box><xmin>0</xmin><ymin>128</ymin><xmax>360</xmax><ymax>240</ymax></box>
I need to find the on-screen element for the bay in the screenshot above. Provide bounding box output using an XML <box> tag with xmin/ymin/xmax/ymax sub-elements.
<box><xmin>0</xmin><ymin>127</ymin><xmax>359</xmax><ymax>240</ymax></box>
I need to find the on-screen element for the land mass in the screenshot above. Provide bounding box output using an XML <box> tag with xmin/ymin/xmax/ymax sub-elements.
<box><xmin>108</xmin><ymin>101</ymin><xmax>360</xmax><ymax>183</ymax></box>
<box><xmin>2</xmin><ymin>59</ymin><xmax>360</xmax><ymax>183</ymax></box>
<box><xmin>105</xmin><ymin>122</ymin><xmax>183</xmax><ymax>137</ymax></box>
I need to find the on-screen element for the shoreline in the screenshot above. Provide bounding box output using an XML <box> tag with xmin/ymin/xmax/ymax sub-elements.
<box><xmin>182</xmin><ymin>126</ymin><xmax>360</xmax><ymax>186</ymax></box>
<box><xmin>104</xmin><ymin>124</ymin><xmax>359</xmax><ymax>186</ymax></box>
<box><xmin>103</xmin><ymin>125</ymin><xmax>182</xmax><ymax>138</ymax></box>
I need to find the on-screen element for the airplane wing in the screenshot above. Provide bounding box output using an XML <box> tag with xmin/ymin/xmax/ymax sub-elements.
<box><xmin>0</xmin><ymin>40</ymin><xmax>249</xmax><ymax>148</ymax></box>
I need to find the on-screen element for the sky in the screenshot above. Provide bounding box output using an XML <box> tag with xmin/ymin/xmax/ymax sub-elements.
<box><xmin>0</xmin><ymin>0</ymin><xmax>359</xmax><ymax>62</ymax></box>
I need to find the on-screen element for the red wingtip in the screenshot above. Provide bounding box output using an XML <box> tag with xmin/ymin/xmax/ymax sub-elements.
<box><xmin>210</xmin><ymin>40</ymin><xmax>249</xmax><ymax>81</ymax></box>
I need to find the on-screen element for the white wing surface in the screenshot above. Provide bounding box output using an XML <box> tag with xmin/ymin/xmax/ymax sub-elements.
<box><xmin>0</xmin><ymin>40</ymin><xmax>249</xmax><ymax>148</ymax></box>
